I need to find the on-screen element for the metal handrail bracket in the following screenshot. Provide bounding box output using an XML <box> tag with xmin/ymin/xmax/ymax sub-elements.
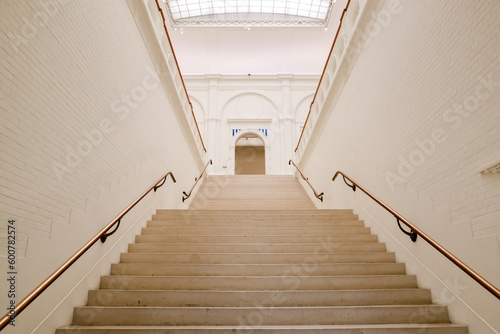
<box><xmin>182</xmin><ymin>160</ymin><xmax>212</xmax><ymax>202</ymax></box>
<box><xmin>332</xmin><ymin>171</ymin><xmax>500</xmax><ymax>300</ymax></box>
<box><xmin>289</xmin><ymin>160</ymin><xmax>324</xmax><ymax>202</ymax></box>
<box><xmin>0</xmin><ymin>171</ymin><xmax>176</xmax><ymax>330</ymax></box>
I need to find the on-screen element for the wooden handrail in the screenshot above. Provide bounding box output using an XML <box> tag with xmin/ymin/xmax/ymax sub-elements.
<box><xmin>154</xmin><ymin>0</ymin><xmax>206</xmax><ymax>152</ymax></box>
<box><xmin>0</xmin><ymin>171</ymin><xmax>176</xmax><ymax>330</ymax></box>
<box><xmin>295</xmin><ymin>0</ymin><xmax>351</xmax><ymax>152</ymax></box>
<box><xmin>333</xmin><ymin>171</ymin><xmax>500</xmax><ymax>300</ymax></box>
<box><xmin>289</xmin><ymin>160</ymin><xmax>324</xmax><ymax>202</ymax></box>
<box><xmin>182</xmin><ymin>160</ymin><xmax>212</xmax><ymax>202</ymax></box>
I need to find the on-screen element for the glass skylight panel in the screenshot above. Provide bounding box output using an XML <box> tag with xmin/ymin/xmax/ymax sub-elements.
<box><xmin>165</xmin><ymin>0</ymin><xmax>334</xmax><ymax>27</ymax></box>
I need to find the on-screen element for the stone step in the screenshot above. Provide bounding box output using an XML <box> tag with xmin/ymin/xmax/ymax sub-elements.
<box><xmin>56</xmin><ymin>324</ymin><xmax>469</xmax><ymax>334</ymax></box>
<box><xmin>127</xmin><ymin>243</ymin><xmax>386</xmax><ymax>254</ymax></box>
<box><xmin>153</xmin><ymin>213</ymin><xmax>353</xmax><ymax>219</ymax></box>
<box><xmin>110</xmin><ymin>263</ymin><xmax>406</xmax><ymax>276</ymax></box>
<box><xmin>152</xmin><ymin>215</ymin><xmax>358</xmax><ymax>220</ymax></box>
<box><xmin>198</xmin><ymin>181</ymin><xmax>304</xmax><ymax>187</ymax></box>
<box><xmin>141</xmin><ymin>226</ymin><xmax>371</xmax><ymax>235</ymax></box>
<box><xmin>197</xmin><ymin>187</ymin><xmax>309</xmax><ymax>190</ymax></box>
<box><xmin>198</xmin><ymin>183</ymin><xmax>306</xmax><ymax>187</ymax></box>
<box><xmin>100</xmin><ymin>275</ymin><xmax>416</xmax><ymax>290</ymax></box>
<box><xmin>191</xmin><ymin>177</ymin><xmax>317</xmax><ymax>210</ymax></box>
<box><xmin>196</xmin><ymin>195</ymin><xmax>312</xmax><ymax>199</ymax></box>
<box><xmin>146</xmin><ymin>220</ymin><xmax>363</xmax><ymax>227</ymax></box>
<box><xmin>120</xmin><ymin>252</ymin><xmax>396</xmax><ymax>264</ymax></box>
<box><xmin>71</xmin><ymin>305</ymin><xmax>450</xmax><ymax>326</ymax></box>
<box><xmin>190</xmin><ymin>205</ymin><xmax>317</xmax><ymax>210</ymax></box>
<box><xmin>56</xmin><ymin>174</ymin><xmax>468</xmax><ymax>333</ymax></box>
<box><xmin>87</xmin><ymin>288</ymin><xmax>430</xmax><ymax>307</ymax></box>
<box><xmin>155</xmin><ymin>209</ymin><xmax>354</xmax><ymax>215</ymax></box>
<box><xmin>193</xmin><ymin>195</ymin><xmax>312</xmax><ymax>198</ymax></box>
<box><xmin>135</xmin><ymin>234</ymin><xmax>379</xmax><ymax>244</ymax></box>
<box><xmin>194</xmin><ymin>197</ymin><xmax>310</xmax><ymax>201</ymax></box>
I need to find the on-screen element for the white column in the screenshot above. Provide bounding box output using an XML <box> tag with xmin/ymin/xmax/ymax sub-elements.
<box><xmin>207</xmin><ymin>75</ymin><xmax>220</xmax><ymax>173</ymax></box>
<box><xmin>280</xmin><ymin>76</ymin><xmax>294</xmax><ymax>174</ymax></box>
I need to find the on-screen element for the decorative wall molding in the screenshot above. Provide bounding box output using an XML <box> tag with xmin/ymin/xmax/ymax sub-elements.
<box><xmin>128</xmin><ymin>0</ymin><xmax>206</xmax><ymax>162</ymax></box>
<box><xmin>184</xmin><ymin>75</ymin><xmax>318</xmax><ymax>175</ymax></box>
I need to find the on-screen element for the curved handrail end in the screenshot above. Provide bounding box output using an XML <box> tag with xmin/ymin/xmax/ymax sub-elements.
<box><xmin>182</xmin><ymin>160</ymin><xmax>212</xmax><ymax>203</ymax></box>
<box><xmin>332</xmin><ymin>171</ymin><xmax>341</xmax><ymax>181</ymax></box>
<box><xmin>289</xmin><ymin>160</ymin><xmax>324</xmax><ymax>202</ymax></box>
<box><xmin>168</xmin><ymin>172</ymin><xmax>177</xmax><ymax>183</ymax></box>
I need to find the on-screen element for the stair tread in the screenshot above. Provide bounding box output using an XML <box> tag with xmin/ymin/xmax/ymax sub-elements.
<box><xmin>113</xmin><ymin>262</ymin><xmax>399</xmax><ymax>265</ymax></box>
<box><xmin>57</xmin><ymin>177</ymin><xmax>466</xmax><ymax>332</ymax></box>
<box><xmin>105</xmin><ymin>275</ymin><xmax>411</xmax><ymax>278</ymax></box>
<box><xmin>120</xmin><ymin>252</ymin><xmax>392</xmax><ymax>254</ymax></box>
<box><xmin>91</xmin><ymin>288</ymin><xmax>423</xmax><ymax>292</ymax></box>
<box><xmin>75</xmin><ymin>305</ymin><xmax>445</xmax><ymax>309</ymax></box>
<box><xmin>60</xmin><ymin>324</ymin><xmax>467</xmax><ymax>328</ymax></box>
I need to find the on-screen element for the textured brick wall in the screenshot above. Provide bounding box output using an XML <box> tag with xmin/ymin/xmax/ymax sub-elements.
<box><xmin>0</xmin><ymin>1</ymin><xmax>198</xmax><ymax>270</ymax></box>
<box><xmin>300</xmin><ymin>0</ymin><xmax>500</xmax><ymax>330</ymax></box>
<box><xmin>305</xmin><ymin>0</ymin><xmax>500</xmax><ymax>254</ymax></box>
<box><xmin>339</xmin><ymin>0</ymin><xmax>500</xmax><ymax>239</ymax></box>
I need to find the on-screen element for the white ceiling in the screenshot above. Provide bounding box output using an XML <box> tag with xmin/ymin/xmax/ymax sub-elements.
<box><xmin>165</xmin><ymin>0</ymin><xmax>348</xmax><ymax>75</ymax></box>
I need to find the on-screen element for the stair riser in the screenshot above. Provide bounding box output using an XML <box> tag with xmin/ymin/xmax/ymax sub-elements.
<box><xmin>87</xmin><ymin>289</ymin><xmax>431</xmax><ymax>307</ymax></box>
<box><xmin>120</xmin><ymin>253</ymin><xmax>396</xmax><ymax>264</ymax></box>
<box><xmin>141</xmin><ymin>227</ymin><xmax>371</xmax><ymax>236</ymax></box>
<box><xmin>152</xmin><ymin>215</ymin><xmax>357</xmax><ymax>220</ymax></box>
<box><xmin>189</xmin><ymin>206</ymin><xmax>315</xmax><ymax>209</ymax></box>
<box><xmin>56</xmin><ymin>327</ymin><xmax>469</xmax><ymax>334</ymax></box>
<box><xmin>72</xmin><ymin>306</ymin><xmax>450</xmax><ymax>326</ymax></box>
<box><xmin>191</xmin><ymin>199</ymin><xmax>313</xmax><ymax>202</ymax></box>
<box><xmin>127</xmin><ymin>243</ymin><xmax>386</xmax><ymax>253</ymax></box>
<box><xmin>110</xmin><ymin>263</ymin><xmax>406</xmax><ymax>276</ymax></box>
<box><xmin>100</xmin><ymin>275</ymin><xmax>417</xmax><ymax>290</ymax></box>
<box><xmin>156</xmin><ymin>209</ymin><xmax>354</xmax><ymax>214</ymax></box>
<box><xmin>192</xmin><ymin>192</ymin><xmax>305</xmax><ymax>196</ymax></box>
<box><xmin>147</xmin><ymin>220</ymin><xmax>364</xmax><ymax>228</ymax></box>
<box><xmin>135</xmin><ymin>235</ymin><xmax>379</xmax><ymax>244</ymax></box>
<box><xmin>189</xmin><ymin>206</ymin><xmax>315</xmax><ymax>210</ymax></box>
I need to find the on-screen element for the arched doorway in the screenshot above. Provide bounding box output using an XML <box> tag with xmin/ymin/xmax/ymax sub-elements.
<box><xmin>235</xmin><ymin>133</ymin><xmax>265</xmax><ymax>175</ymax></box>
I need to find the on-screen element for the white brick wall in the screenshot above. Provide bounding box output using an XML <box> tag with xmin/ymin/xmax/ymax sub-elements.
<box><xmin>299</xmin><ymin>0</ymin><xmax>500</xmax><ymax>332</ymax></box>
<box><xmin>0</xmin><ymin>0</ymin><xmax>193</xmax><ymax>253</ymax></box>
<box><xmin>0</xmin><ymin>0</ymin><xmax>202</xmax><ymax>332</ymax></box>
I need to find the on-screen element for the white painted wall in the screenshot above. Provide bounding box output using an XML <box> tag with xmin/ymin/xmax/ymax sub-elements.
<box><xmin>0</xmin><ymin>0</ymin><xmax>204</xmax><ymax>332</ymax></box>
<box><xmin>185</xmin><ymin>74</ymin><xmax>318</xmax><ymax>175</ymax></box>
<box><xmin>167</xmin><ymin>0</ymin><xmax>349</xmax><ymax>75</ymax></box>
<box><xmin>297</xmin><ymin>0</ymin><xmax>500</xmax><ymax>333</ymax></box>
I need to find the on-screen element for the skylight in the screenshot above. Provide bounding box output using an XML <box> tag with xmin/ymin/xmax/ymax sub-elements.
<box><xmin>164</xmin><ymin>0</ymin><xmax>335</xmax><ymax>27</ymax></box>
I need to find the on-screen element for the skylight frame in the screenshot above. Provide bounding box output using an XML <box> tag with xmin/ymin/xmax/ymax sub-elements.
<box><xmin>163</xmin><ymin>0</ymin><xmax>335</xmax><ymax>28</ymax></box>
